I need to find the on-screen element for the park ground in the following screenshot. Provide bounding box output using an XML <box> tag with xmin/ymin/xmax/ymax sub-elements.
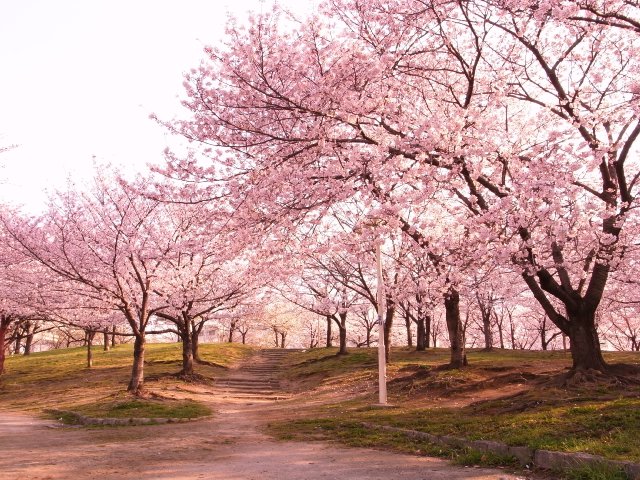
<box><xmin>0</xmin><ymin>344</ymin><xmax>639</xmax><ymax>479</ymax></box>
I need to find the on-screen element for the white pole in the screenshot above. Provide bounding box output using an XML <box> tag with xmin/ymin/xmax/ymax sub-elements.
<box><xmin>376</xmin><ymin>242</ymin><xmax>387</xmax><ymax>405</ymax></box>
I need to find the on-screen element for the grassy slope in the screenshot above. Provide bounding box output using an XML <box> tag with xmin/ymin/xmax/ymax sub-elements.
<box><xmin>0</xmin><ymin>342</ymin><xmax>254</xmax><ymax>418</ymax></box>
<box><xmin>271</xmin><ymin>347</ymin><xmax>640</xmax><ymax>464</ymax></box>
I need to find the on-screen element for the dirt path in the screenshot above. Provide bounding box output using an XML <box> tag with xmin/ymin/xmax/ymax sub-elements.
<box><xmin>0</xmin><ymin>350</ymin><xmax>533</xmax><ymax>479</ymax></box>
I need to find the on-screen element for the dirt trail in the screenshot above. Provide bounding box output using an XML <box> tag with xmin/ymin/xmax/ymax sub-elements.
<box><xmin>0</xmin><ymin>349</ymin><xmax>532</xmax><ymax>479</ymax></box>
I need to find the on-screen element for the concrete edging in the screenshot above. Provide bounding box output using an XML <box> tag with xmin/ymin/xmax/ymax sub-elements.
<box><xmin>46</xmin><ymin>409</ymin><xmax>199</xmax><ymax>426</ymax></box>
<box><xmin>361</xmin><ymin>422</ymin><xmax>640</xmax><ymax>479</ymax></box>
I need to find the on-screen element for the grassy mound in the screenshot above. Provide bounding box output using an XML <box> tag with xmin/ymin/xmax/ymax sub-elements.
<box><xmin>271</xmin><ymin>347</ymin><xmax>640</xmax><ymax>464</ymax></box>
<box><xmin>0</xmin><ymin>342</ymin><xmax>254</xmax><ymax>416</ymax></box>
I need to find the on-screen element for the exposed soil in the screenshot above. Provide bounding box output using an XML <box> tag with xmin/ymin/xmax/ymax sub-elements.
<box><xmin>0</xmin><ymin>350</ymin><xmax>539</xmax><ymax>479</ymax></box>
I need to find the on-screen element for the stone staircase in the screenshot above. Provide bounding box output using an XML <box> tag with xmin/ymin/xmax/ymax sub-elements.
<box><xmin>213</xmin><ymin>348</ymin><xmax>300</xmax><ymax>402</ymax></box>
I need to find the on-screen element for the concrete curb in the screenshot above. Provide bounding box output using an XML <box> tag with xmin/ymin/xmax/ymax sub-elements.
<box><xmin>361</xmin><ymin>422</ymin><xmax>640</xmax><ymax>479</ymax></box>
<box><xmin>46</xmin><ymin>409</ymin><xmax>201</xmax><ymax>426</ymax></box>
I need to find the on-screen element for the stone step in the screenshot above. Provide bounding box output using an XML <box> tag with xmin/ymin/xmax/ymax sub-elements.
<box><xmin>218</xmin><ymin>375</ymin><xmax>279</xmax><ymax>385</ymax></box>
<box><xmin>219</xmin><ymin>379</ymin><xmax>280</xmax><ymax>385</ymax></box>
<box><xmin>220</xmin><ymin>393</ymin><xmax>290</xmax><ymax>401</ymax></box>
<box><xmin>218</xmin><ymin>390</ymin><xmax>278</xmax><ymax>396</ymax></box>
<box><xmin>215</xmin><ymin>384</ymin><xmax>278</xmax><ymax>391</ymax></box>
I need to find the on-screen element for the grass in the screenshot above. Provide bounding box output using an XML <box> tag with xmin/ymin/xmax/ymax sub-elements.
<box><xmin>564</xmin><ymin>463</ymin><xmax>630</xmax><ymax>480</ymax></box>
<box><xmin>269</xmin><ymin>346</ymin><xmax>640</xmax><ymax>466</ymax></box>
<box><xmin>73</xmin><ymin>397</ymin><xmax>211</xmax><ymax>419</ymax></box>
<box><xmin>453</xmin><ymin>448</ymin><xmax>520</xmax><ymax>468</ymax></box>
<box><xmin>0</xmin><ymin>342</ymin><xmax>254</xmax><ymax>415</ymax></box>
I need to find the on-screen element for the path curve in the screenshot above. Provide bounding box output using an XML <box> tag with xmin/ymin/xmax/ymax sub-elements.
<box><xmin>0</xmin><ymin>350</ymin><xmax>533</xmax><ymax>479</ymax></box>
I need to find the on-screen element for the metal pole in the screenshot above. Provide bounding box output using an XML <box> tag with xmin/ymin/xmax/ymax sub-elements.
<box><xmin>376</xmin><ymin>242</ymin><xmax>387</xmax><ymax>405</ymax></box>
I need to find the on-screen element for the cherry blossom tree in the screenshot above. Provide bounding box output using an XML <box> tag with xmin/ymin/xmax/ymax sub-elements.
<box><xmin>164</xmin><ymin>0</ymin><xmax>640</xmax><ymax>374</ymax></box>
<box><xmin>148</xmin><ymin>202</ymin><xmax>259</xmax><ymax>376</ymax></box>
<box><xmin>0</xmin><ymin>220</ymin><xmax>51</xmax><ymax>374</ymax></box>
<box><xmin>1</xmin><ymin>173</ymin><xmax>176</xmax><ymax>393</ymax></box>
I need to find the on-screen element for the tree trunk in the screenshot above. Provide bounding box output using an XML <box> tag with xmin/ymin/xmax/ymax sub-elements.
<box><xmin>338</xmin><ymin>326</ymin><xmax>347</xmax><ymax>354</ymax></box>
<box><xmin>416</xmin><ymin>316</ymin><xmax>426</xmax><ymax>351</ymax></box>
<box><xmin>86</xmin><ymin>330</ymin><xmax>96</xmax><ymax>368</ymax></box>
<box><xmin>405</xmin><ymin>312</ymin><xmax>413</xmax><ymax>347</ymax></box>
<box><xmin>181</xmin><ymin>330</ymin><xmax>194</xmax><ymax>376</ymax></box>
<box><xmin>241</xmin><ymin>331</ymin><xmax>247</xmax><ymax>344</ymax></box>
<box><xmin>14</xmin><ymin>333</ymin><xmax>21</xmax><ymax>355</ymax></box>
<box><xmin>191</xmin><ymin>326</ymin><xmax>201</xmax><ymax>362</ymax></box>
<box><xmin>0</xmin><ymin>324</ymin><xmax>7</xmax><ymax>375</ymax></box>
<box><xmin>24</xmin><ymin>332</ymin><xmax>34</xmax><ymax>355</ymax></box>
<box><xmin>326</xmin><ymin>316</ymin><xmax>332</xmax><ymax>347</ymax></box>
<box><xmin>482</xmin><ymin>315</ymin><xmax>493</xmax><ymax>351</ymax></box>
<box><xmin>497</xmin><ymin>321</ymin><xmax>505</xmax><ymax>349</ymax></box>
<box><xmin>279</xmin><ymin>331</ymin><xmax>286</xmax><ymax>348</ymax></box>
<box><xmin>336</xmin><ymin>313</ymin><xmax>348</xmax><ymax>355</ymax></box>
<box><xmin>445</xmin><ymin>288</ymin><xmax>466</xmax><ymax>368</ymax></box>
<box><xmin>228</xmin><ymin>319</ymin><xmax>237</xmax><ymax>343</ymax></box>
<box><xmin>567</xmin><ymin>311</ymin><xmax>607</xmax><ymax>371</ymax></box>
<box><xmin>366</xmin><ymin>323</ymin><xmax>371</xmax><ymax>348</ymax></box>
<box><xmin>383</xmin><ymin>303</ymin><xmax>395</xmax><ymax>363</ymax></box>
<box><xmin>103</xmin><ymin>329</ymin><xmax>110</xmax><ymax>352</ymax></box>
<box><xmin>127</xmin><ymin>334</ymin><xmax>145</xmax><ymax>394</ymax></box>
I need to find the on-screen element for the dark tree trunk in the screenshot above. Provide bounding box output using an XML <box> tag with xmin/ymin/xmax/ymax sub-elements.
<box><xmin>365</xmin><ymin>323</ymin><xmax>371</xmax><ymax>348</ymax></box>
<box><xmin>24</xmin><ymin>332</ymin><xmax>34</xmax><ymax>355</ymax></box>
<box><xmin>383</xmin><ymin>303</ymin><xmax>395</xmax><ymax>363</ymax></box>
<box><xmin>416</xmin><ymin>317</ymin><xmax>426</xmax><ymax>351</ymax></box>
<box><xmin>181</xmin><ymin>330</ymin><xmax>194</xmax><ymax>375</ymax></box>
<box><xmin>497</xmin><ymin>320</ymin><xmax>505</xmax><ymax>349</ymax></box>
<box><xmin>279</xmin><ymin>331</ymin><xmax>286</xmax><ymax>348</ymax></box>
<box><xmin>405</xmin><ymin>312</ymin><xmax>413</xmax><ymax>347</ymax></box>
<box><xmin>425</xmin><ymin>314</ymin><xmax>432</xmax><ymax>348</ymax></box>
<box><xmin>336</xmin><ymin>313</ymin><xmax>348</xmax><ymax>355</ymax></box>
<box><xmin>103</xmin><ymin>329</ymin><xmax>110</xmax><ymax>352</ymax></box>
<box><xmin>111</xmin><ymin>325</ymin><xmax>117</xmax><ymax>348</ymax></box>
<box><xmin>445</xmin><ymin>288</ymin><xmax>467</xmax><ymax>368</ymax></box>
<box><xmin>191</xmin><ymin>325</ymin><xmax>202</xmax><ymax>362</ymax></box>
<box><xmin>326</xmin><ymin>316</ymin><xmax>332</xmax><ymax>347</ymax></box>
<box><xmin>228</xmin><ymin>319</ymin><xmax>238</xmax><ymax>343</ymax></box>
<box><xmin>241</xmin><ymin>331</ymin><xmax>247</xmax><ymax>344</ymax></box>
<box><xmin>338</xmin><ymin>326</ymin><xmax>347</xmax><ymax>354</ymax></box>
<box><xmin>0</xmin><ymin>323</ymin><xmax>8</xmax><ymax>375</ymax></box>
<box><xmin>482</xmin><ymin>315</ymin><xmax>494</xmax><ymax>351</ymax></box>
<box><xmin>127</xmin><ymin>334</ymin><xmax>145</xmax><ymax>394</ymax></box>
<box><xmin>14</xmin><ymin>333</ymin><xmax>21</xmax><ymax>355</ymax></box>
<box><xmin>86</xmin><ymin>330</ymin><xmax>96</xmax><ymax>368</ymax></box>
<box><xmin>566</xmin><ymin>311</ymin><xmax>606</xmax><ymax>371</ymax></box>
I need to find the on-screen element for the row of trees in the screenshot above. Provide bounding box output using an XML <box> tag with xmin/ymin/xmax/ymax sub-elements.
<box><xmin>3</xmin><ymin>0</ymin><xmax>640</xmax><ymax>392</ymax></box>
<box><xmin>163</xmin><ymin>0</ymin><xmax>640</xmax><ymax>374</ymax></box>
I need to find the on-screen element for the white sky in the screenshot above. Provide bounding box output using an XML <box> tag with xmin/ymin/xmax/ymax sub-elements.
<box><xmin>0</xmin><ymin>0</ymin><xmax>312</xmax><ymax>212</ymax></box>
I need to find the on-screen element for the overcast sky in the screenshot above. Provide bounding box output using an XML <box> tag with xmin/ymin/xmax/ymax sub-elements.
<box><xmin>0</xmin><ymin>0</ymin><xmax>311</xmax><ymax>211</ymax></box>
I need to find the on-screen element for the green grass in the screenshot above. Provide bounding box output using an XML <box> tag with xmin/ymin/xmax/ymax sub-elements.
<box><xmin>453</xmin><ymin>448</ymin><xmax>520</xmax><ymax>468</ymax></box>
<box><xmin>564</xmin><ymin>463</ymin><xmax>630</xmax><ymax>480</ymax></box>
<box><xmin>73</xmin><ymin>397</ymin><xmax>211</xmax><ymax>419</ymax></box>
